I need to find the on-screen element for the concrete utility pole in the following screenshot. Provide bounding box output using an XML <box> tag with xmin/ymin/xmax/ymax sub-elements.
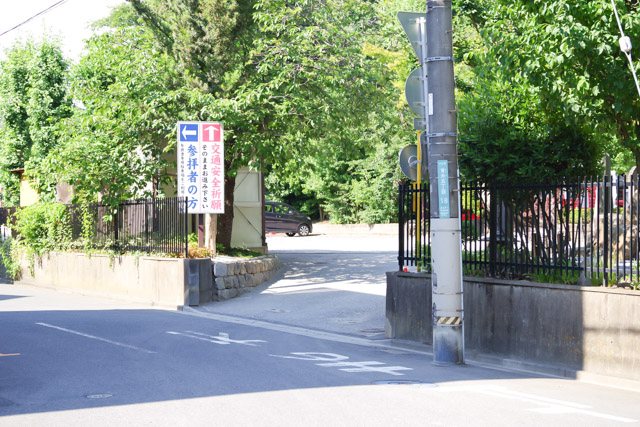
<box><xmin>425</xmin><ymin>0</ymin><xmax>464</xmax><ymax>364</ymax></box>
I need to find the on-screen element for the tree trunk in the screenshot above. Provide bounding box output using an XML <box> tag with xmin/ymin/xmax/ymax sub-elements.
<box><xmin>216</xmin><ymin>174</ymin><xmax>236</xmax><ymax>248</ymax></box>
<box><xmin>634</xmin><ymin>148</ymin><xmax>640</xmax><ymax>172</ymax></box>
<box><xmin>204</xmin><ymin>214</ymin><xmax>217</xmax><ymax>254</ymax></box>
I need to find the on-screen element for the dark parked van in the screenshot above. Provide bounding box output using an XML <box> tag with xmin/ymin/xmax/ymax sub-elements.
<box><xmin>265</xmin><ymin>202</ymin><xmax>312</xmax><ymax>237</ymax></box>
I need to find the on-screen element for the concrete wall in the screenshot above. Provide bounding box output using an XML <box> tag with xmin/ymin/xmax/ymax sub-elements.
<box><xmin>13</xmin><ymin>252</ymin><xmax>282</xmax><ymax>307</ymax></box>
<box><xmin>386</xmin><ymin>271</ymin><xmax>640</xmax><ymax>381</ymax></box>
<box><xmin>385</xmin><ymin>272</ymin><xmax>432</xmax><ymax>344</ymax></box>
<box><xmin>17</xmin><ymin>252</ymin><xmax>189</xmax><ymax>307</ymax></box>
<box><xmin>314</xmin><ymin>223</ymin><xmax>398</xmax><ymax>235</ymax></box>
<box><xmin>19</xmin><ymin>177</ymin><xmax>38</xmax><ymax>207</ymax></box>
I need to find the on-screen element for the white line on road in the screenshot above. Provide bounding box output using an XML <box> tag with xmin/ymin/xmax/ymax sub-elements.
<box><xmin>438</xmin><ymin>385</ymin><xmax>637</xmax><ymax>423</ymax></box>
<box><xmin>181</xmin><ymin>309</ymin><xmax>400</xmax><ymax>350</ymax></box>
<box><xmin>35</xmin><ymin>322</ymin><xmax>156</xmax><ymax>354</ymax></box>
<box><xmin>167</xmin><ymin>331</ymin><xmax>266</xmax><ymax>346</ymax></box>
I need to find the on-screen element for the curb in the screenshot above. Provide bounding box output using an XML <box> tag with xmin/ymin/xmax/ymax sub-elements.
<box><xmin>313</xmin><ymin>223</ymin><xmax>399</xmax><ymax>236</ymax></box>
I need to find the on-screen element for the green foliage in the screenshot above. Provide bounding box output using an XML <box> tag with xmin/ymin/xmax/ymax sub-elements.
<box><xmin>12</xmin><ymin>202</ymin><xmax>71</xmax><ymax>256</ymax></box>
<box><xmin>460</xmin><ymin>0</ymin><xmax>639</xmax><ymax>180</ymax></box>
<box><xmin>130</xmin><ymin>0</ymin><xmax>254</xmax><ymax>97</ymax></box>
<box><xmin>216</xmin><ymin>244</ymin><xmax>262</xmax><ymax>258</ymax></box>
<box><xmin>591</xmin><ymin>274</ymin><xmax>619</xmax><ymax>287</ymax></box>
<box><xmin>461</xmin><ymin>220</ymin><xmax>481</xmax><ymax>241</ymax></box>
<box><xmin>125</xmin><ymin>0</ymin><xmax>409</xmax><ymax>230</ymax></box>
<box><xmin>458</xmin><ymin>58</ymin><xmax>602</xmax><ymax>184</ymax></box>
<box><xmin>263</xmin><ymin>0</ymin><xmax>416</xmax><ymax>223</ymax></box>
<box><xmin>40</xmin><ymin>26</ymin><xmax>200</xmax><ymax>208</ymax></box>
<box><xmin>567</xmin><ymin>207</ymin><xmax>592</xmax><ymax>224</ymax></box>
<box><xmin>183</xmin><ymin>241</ymin><xmax>260</xmax><ymax>258</ymax></box>
<box><xmin>530</xmin><ymin>270</ymin><xmax>581</xmax><ymax>286</ymax></box>
<box><xmin>0</xmin><ymin>37</ymin><xmax>71</xmax><ymax>205</ymax></box>
<box><xmin>0</xmin><ymin>237</ymin><xmax>20</xmax><ymax>279</ymax></box>
<box><xmin>91</xmin><ymin>3</ymin><xmax>140</xmax><ymax>29</ymax></box>
<box><xmin>75</xmin><ymin>202</ymin><xmax>99</xmax><ymax>252</ymax></box>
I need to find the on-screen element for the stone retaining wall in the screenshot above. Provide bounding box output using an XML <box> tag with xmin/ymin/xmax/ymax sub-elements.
<box><xmin>211</xmin><ymin>255</ymin><xmax>282</xmax><ymax>301</ymax></box>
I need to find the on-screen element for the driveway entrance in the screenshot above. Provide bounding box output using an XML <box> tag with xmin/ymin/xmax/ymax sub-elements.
<box><xmin>197</xmin><ymin>230</ymin><xmax>398</xmax><ymax>338</ymax></box>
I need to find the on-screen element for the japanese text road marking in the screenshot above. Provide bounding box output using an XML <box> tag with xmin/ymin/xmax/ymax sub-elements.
<box><xmin>167</xmin><ymin>331</ymin><xmax>266</xmax><ymax>346</ymax></box>
<box><xmin>270</xmin><ymin>352</ymin><xmax>413</xmax><ymax>376</ymax></box>
<box><xmin>36</xmin><ymin>322</ymin><xmax>156</xmax><ymax>354</ymax></box>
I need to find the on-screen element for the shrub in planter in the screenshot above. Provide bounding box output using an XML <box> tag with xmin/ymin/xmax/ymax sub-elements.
<box><xmin>12</xmin><ymin>202</ymin><xmax>72</xmax><ymax>256</ymax></box>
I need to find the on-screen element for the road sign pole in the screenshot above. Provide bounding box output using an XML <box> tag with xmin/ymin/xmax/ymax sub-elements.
<box><xmin>416</xmin><ymin>132</ymin><xmax>422</xmax><ymax>269</ymax></box>
<box><xmin>426</xmin><ymin>0</ymin><xmax>464</xmax><ymax>364</ymax></box>
<box><xmin>417</xmin><ymin>13</ymin><xmax>429</xmax><ymax>171</ymax></box>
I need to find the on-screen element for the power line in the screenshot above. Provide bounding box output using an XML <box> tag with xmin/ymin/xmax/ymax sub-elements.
<box><xmin>611</xmin><ymin>0</ymin><xmax>640</xmax><ymax>98</ymax></box>
<box><xmin>0</xmin><ymin>0</ymin><xmax>71</xmax><ymax>39</ymax></box>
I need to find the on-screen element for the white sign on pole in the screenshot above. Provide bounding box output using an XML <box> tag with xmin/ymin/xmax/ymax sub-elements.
<box><xmin>177</xmin><ymin>121</ymin><xmax>225</xmax><ymax>214</ymax></box>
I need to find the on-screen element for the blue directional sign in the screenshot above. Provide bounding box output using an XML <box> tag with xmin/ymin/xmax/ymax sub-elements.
<box><xmin>179</xmin><ymin>123</ymin><xmax>198</xmax><ymax>142</ymax></box>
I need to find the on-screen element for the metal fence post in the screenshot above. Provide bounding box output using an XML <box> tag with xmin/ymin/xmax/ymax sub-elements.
<box><xmin>399</xmin><ymin>184</ymin><xmax>405</xmax><ymax>271</ymax></box>
<box><xmin>113</xmin><ymin>204</ymin><xmax>119</xmax><ymax>252</ymax></box>
<box><xmin>145</xmin><ymin>199</ymin><xmax>149</xmax><ymax>249</ymax></box>
<box><xmin>604</xmin><ymin>175</ymin><xmax>610</xmax><ymax>286</ymax></box>
<box><xmin>489</xmin><ymin>186</ymin><xmax>497</xmax><ymax>277</ymax></box>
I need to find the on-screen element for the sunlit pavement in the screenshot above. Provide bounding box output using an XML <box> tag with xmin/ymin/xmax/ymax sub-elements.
<box><xmin>195</xmin><ymin>232</ymin><xmax>398</xmax><ymax>338</ymax></box>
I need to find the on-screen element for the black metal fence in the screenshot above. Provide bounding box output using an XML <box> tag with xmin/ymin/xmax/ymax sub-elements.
<box><xmin>0</xmin><ymin>198</ymin><xmax>189</xmax><ymax>257</ymax></box>
<box><xmin>399</xmin><ymin>183</ymin><xmax>430</xmax><ymax>270</ymax></box>
<box><xmin>0</xmin><ymin>207</ymin><xmax>16</xmax><ymax>227</ymax></box>
<box><xmin>399</xmin><ymin>177</ymin><xmax>640</xmax><ymax>286</ymax></box>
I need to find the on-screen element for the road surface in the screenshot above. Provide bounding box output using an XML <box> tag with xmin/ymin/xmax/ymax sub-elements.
<box><xmin>2</xmin><ymin>237</ymin><xmax>640</xmax><ymax>425</ymax></box>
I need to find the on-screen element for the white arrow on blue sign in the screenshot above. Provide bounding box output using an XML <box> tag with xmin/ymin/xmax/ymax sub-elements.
<box><xmin>179</xmin><ymin>123</ymin><xmax>198</xmax><ymax>142</ymax></box>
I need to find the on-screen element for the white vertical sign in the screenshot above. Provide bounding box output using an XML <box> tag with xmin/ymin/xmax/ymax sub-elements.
<box><xmin>177</xmin><ymin>121</ymin><xmax>225</xmax><ymax>214</ymax></box>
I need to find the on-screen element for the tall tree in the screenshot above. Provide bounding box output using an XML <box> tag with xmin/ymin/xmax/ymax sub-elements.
<box><xmin>128</xmin><ymin>0</ymin><xmax>390</xmax><ymax>242</ymax></box>
<box><xmin>39</xmin><ymin>25</ymin><xmax>203</xmax><ymax>207</ymax></box>
<box><xmin>469</xmin><ymin>0</ymin><xmax>639</xmax><ymax>173</ymax></box>
<box><xmin>262</xmin><ymin>0</ymin><xmax>413</xmax><ymax>223</ymax></box>
<box><xmin>0</xmin><ymin>37</ymin><xmax>71</xmax><ymax>206</ymax></box>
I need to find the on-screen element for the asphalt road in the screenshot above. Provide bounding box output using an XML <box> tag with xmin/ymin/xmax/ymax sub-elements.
<box><xmin>1</xmin><ymin>284</ymin><xmax>640</xmax><ymax>426</ymax></box>
<box><xmin>195</xmin><ymin>233</ymin><xmax>398</xmax><ymax>338</ymax></box>
<box><xmin>2</xmin><ymin>233</ymin><xmax>640</xmax><ymax>425</ymax></box>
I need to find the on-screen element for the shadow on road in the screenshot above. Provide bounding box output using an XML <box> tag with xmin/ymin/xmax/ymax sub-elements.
<box><xmin>0</xmin><ymin>305</ymin><xmax>544</xmax><ymax>419</ymax></box>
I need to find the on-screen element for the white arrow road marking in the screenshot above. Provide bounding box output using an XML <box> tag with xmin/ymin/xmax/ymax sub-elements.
<box><xmin>167</xmin><ymin>331</ymin><xmax>266</xmax><ymax>346</ymax></box>
<box><xmin>437</xmin><ymin>385</ymin><xmax>637</xmax><ymax>423</ymax></box>
<box><xmin>36</xmin><ymin>322</ymin><xmax>156</xmax><ymax>354</ymax></box>
<box><xmin>269</xmin><ymin>352</ymin><xmax>413</xmax><ymax>376</ymax></box>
